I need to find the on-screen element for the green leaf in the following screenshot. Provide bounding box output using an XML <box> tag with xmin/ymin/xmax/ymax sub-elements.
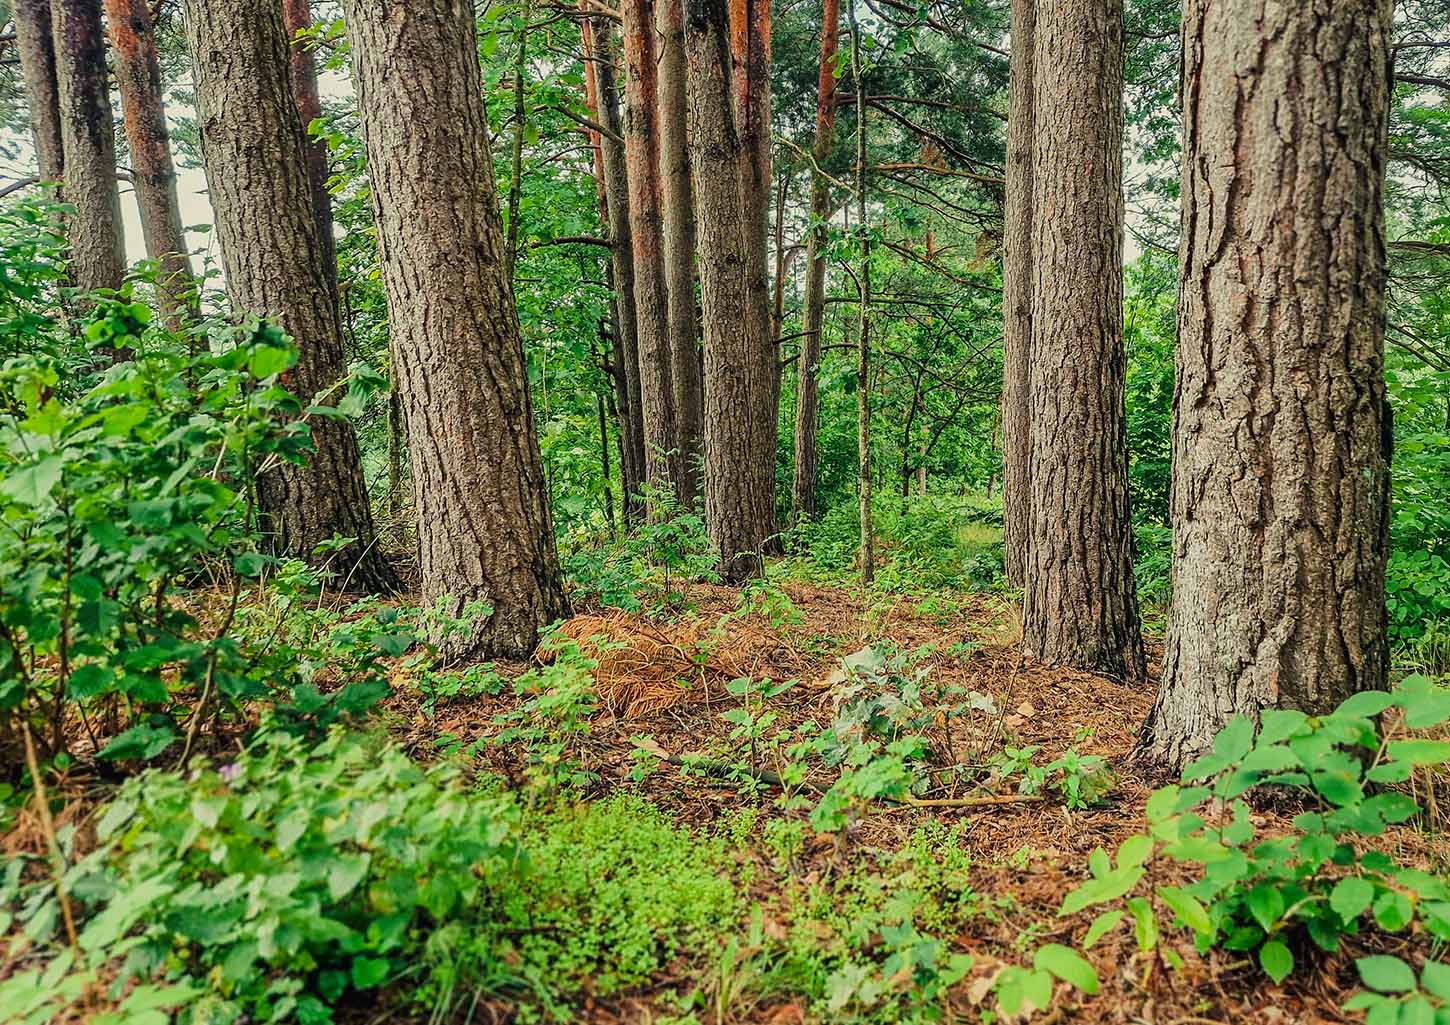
<box><xmin>1420</xmin><ymin>959</ymin><xmax>1450</xmax><ymax>999</ymax></box>
<box><xmin>1259</xmin><ymin>940</ymin><xmax>1293</xmax><ymax>983</ymax></box>
<box><xmin>1126</xmin><ymin>896</ymin><xmax>1158</xmax><ymax>951</ymax></box>
<box><xmin>1212</xmin><ymin>716</ymin><xmax>1254</xmax><ymax>761</ymax></box>
<box><xmin>247</xmin><ymin>344</ymin><xmax>297</xmax><ymax>379</ymax></box>
<box><xmin>1398</xmin><ymin>996</ymin><xmax>1436</xmax><ymax>1025</ymax></box>
<box><xmin>1372</xmin><ymin>889</ymin><xmax>1413</xmax><ymax>931</ymax></box>
<box><xmin>1387</xmin><ymin>740</ymin><xmax>1450</xmax><ymax>766</ymax></box>
<box><xmin>1336</xmin><ymin>691</ymin><xmax>1396</xmax><ymax>719</ymax></box>
<box><xmin>1083</xmin><ymin>910</ymin><xmax>1124</xmax><ymax>949</ymax></box>
<box><xmin>1033</xmin><ymin>944</ymin><xmax>1099</xmax><ymax>995</ymax></box>
<box><xmin>328</xmin><ymin>853</ymin><xmax>371</xmax><ymax>900</ymax></box>
<box><xmin>1330</xmin><ymin>877</ymin><xmax>1375</xmax><ymax>922</ymax></box>
<box><xmin>1246</xmin><ymin>884</ymin><xmax>1286</xmax><ymax>933</ymax></box>
<box><xmin>1116</xmin><ymin>834</ymin><xmax>1153</xmax><ymax>869</ymax></box>
<box><xmin>1156</xmin><ymin>885</ymin><xmax>1213</xmax><ymax>936</ymax></box>
<box><xmin>1356</xmin><ymin>955</ymin><xmax>1417</xmax><ymax>993</ymax></box>
<box><xmin>350</xmin><ymin>956</ymin><xmax>389</xmax><ymax>990</ymax></box>
<box><xmin>98</xmin><ymin>723</ymin><xmax>175</xmax><ymax>761</ymax></box>
<box><xmin>0</xmin><ymin>454</ymin><xmax>63</xmax><ymax>506</ymax></box>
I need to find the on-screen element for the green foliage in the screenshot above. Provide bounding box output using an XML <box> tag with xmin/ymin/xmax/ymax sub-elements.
<box><xmin>1043</xmin><ymin>675</ymin><xmax>1450</xmax><ymax>1014</ymax></box>
<box><xmin>492</xmin><ymin>631</ymin><xmax>603</xmax><ymax>791</ymax></box>
<box><xmin>2</xmin><ymin>729</ymin><xmax>518</xmax><ymax>1024</ymax></box>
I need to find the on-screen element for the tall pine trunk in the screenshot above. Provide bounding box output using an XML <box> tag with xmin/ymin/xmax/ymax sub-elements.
<box><xmin>658</xmin><ymin>0</ymin><xmax>704</xmax><ymax>507</ymax></box>
<box><xmin>581</xmin><ymin>14</ymin><xmax>646</xmax><ymax>517</ymax></box>
<box><xmin>1000</xmin><ymin>0</ymin><xmax>1033</xmax><ymax>587</ymax></box>
<box><xmin>686</xmin><ymin>0</ymin><xmax>776</xmax><ymax>581</ymax></box>
<box><xmin>182</xmin><ymin>0</ymin><xmax>399</xmax><ymax>594</ymax></box>
<box><xmin>52</xmin><ymin>0</ymin><xmax>125</xmax><ymax>302</ymax></box>
<box><xmin>1021</xmin><ymin>0</ymin><xmax>1143</xmax><ymax>680</ymax></box>
<box><xmin>104</xmin><ymin>0</ymin><xmax>195</xmax><ymax>333</ymax></box>
<box><xmin>280</xmin><ymin>0</ymin><xmax>338</xmax><ymax>297</ymax></box>
<box><xmin>1138</xmin><ymin>0</ymin><xmax>1392</xmax><ymax>769</ymax></box>
<box><xmin>14</xmin><ymin>0</ymin><xmax>64</xmax><ymax>185</ymax></box>
<box><xmin>622</xmin><ymin>0</ymin><xmax>681</xmax><ymax>502</ymax></box>
<box><xmin>849</xmin><ymin>0</ymin><xmax>872</xmax><ymax>585</ymax></box>
<box><xmin>789</xmin><ymin>0</ymin><xmax>839</xmax><ymax>526</ymax></box>
<box><xmin>341</xmin><ymin>0</ymin><xmax>569</xmax><ymax>659</ymax></box>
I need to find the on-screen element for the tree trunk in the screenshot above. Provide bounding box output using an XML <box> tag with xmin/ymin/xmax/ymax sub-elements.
<box><xmin>506</xmin><ymin>4</ymin><xmax>530</xmax><ymax>272</ymax></box>
<box><xmin>621</xmin><ymin>0</ymin><xmax>681</xmax><ymax>502</ymax></box>
<box><xmin>581</xmin><ymin>13</ymin><xmax>645</xmax><ymax>518</ymax></box>
<box><xmin>14</xmin><ymin>0</ymin><xmax>64</xmax><ymax>184</ymax></box>
<box><xmin>279</xmin><ymin>0</ymin><xmax>338</xmax><ymax>296</ymax></box>
<box><xmin>1138</xmin><ymin>0</ymin><xmax>1392</xmax><ymax>769</ymax></box>
<box><xmin>52</xmin><ymin>0</ymin><xmax>125</xmax><ymax>302</ymax></box>
<box><xmin>729</xmin><ymin>0</ymin><xmax>779</xmax><ymax>513</ymax></box>
<box><xmin>658</xmin><ymin>0</ymin><xmax>704</xmax><ymax>508</ymax></box>
<box><xmin>849</xmin><ymin>0</ymin><xmax>872</xmax><ymax>586</ymax></box>
<box><xmin>341</xmin><ymin>0</ymin><xmax>569</xmax><ymax>659</ymax></box>
<box><xmin>685</xmin><ymin>0</ymin><xmax>777</xmax><ymax>582</ymax></box>
<box><xmin>1000</xmin><ymin>0</ymin><xmax>1033</xmax><ymax>587</ymax></box>
<box><xmin>182</xmin><ymin>0</ymin><xmax>399</xmax><ymax>594</ymax></box>
<box><xmin>1021</xmin><ymin>0</ymin><xmax>1143</xmax><ymax>680</ymax></box>
<box><xmin>104</xmin><ymin>0</ymin><xmax>195</xmax><ymax>333</ymax></box>
<box><xmin>789</xmin><ymin>0</ymin><xmax>838</xmax><ymax>527</ymax></box>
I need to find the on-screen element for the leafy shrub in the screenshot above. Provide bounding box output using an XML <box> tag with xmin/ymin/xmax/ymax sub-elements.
<box><xmin>1015</xmin><ymin>675</ymin><xmax>1450</xmax><ymax>1018</ymax></box>
<box><xmin>2</xmin><ymin>728</ymin><xmax>518</xmax><ymax>1024</ymax></box>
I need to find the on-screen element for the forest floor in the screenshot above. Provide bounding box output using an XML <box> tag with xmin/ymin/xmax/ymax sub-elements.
<box><xmin>377</xmin><ymin>579</ymin><xmax>1446</xmax><ymax>1025</ymax></box>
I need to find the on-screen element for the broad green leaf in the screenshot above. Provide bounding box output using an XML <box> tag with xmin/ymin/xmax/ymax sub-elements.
<box><xmin>1033</xmin><ymin>943</ymin><xmax>1099</xmax><ymax>995</ymax></box>
<box><xmin>1259</xmin><ymin>939</ymin><xmax>1293</xmax><ymax>983</ymax></box>
<box><xmin>1387</xmin><ymin>739</ymin><xmax>1450</xmax><ymax>766</ymax></box>
<box><xmin>0</xmin><ymin>454</ymin><xmax>63</xmax><ymax>506</ymax></box>
<box><xmin>1356</xmin><ymin>954</ymin><xmax>1417</xmax><ymax>993</ymax></box>
<box><xmin>1156</xmin><ymin>885</ymin><xmax>1212</xmax><ymax>936</ymax></box>
<box><xmin>1082</xmin><ymin>910</ymin><xmax>1124</xmax><ymax>949</ymax></box>
<box><xmin>1330</xmin><ymin>877</ymin><xmax>1375</xmax><ymax>922</ymax></box>
<box><xmin>1212</xmin><ymin>716</ymin><xmax>1254</xmax><ymax>762</ymax></box>
<box><xmin>1420</xmin><ymin>959</ymin><xmax>1450</xmax><ymax>999</ymax></box>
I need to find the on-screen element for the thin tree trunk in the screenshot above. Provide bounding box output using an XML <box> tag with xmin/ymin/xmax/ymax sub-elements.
<box><xmin>1138</xmin><ymin>0</ymin><xmax>1392</xmax><ymax>769</ymax></box>
<box><xmin>850</xmin><ymin>0</ymin><xmax>872</xmax><ymax>585</ymax></box>
<box><xmin>1000</xmin><ymin>0</ymin><xmax>1033</xmax><ymax>586</ymax></box>
<box><xmin>52</xmin><ymin>0</ymin><xmax>125</xmax><ymax>304</ymax></box>
<box><xmin>1021</xmin><ymin>0</ymin><xmax>1143</xmax><ymax>680</ymax></box>
<box><xmin>341</xmin><ymin>0</ymin><xmax>569</xmax><ymax>658</ymax></box>
<box><xmin>14</xmin><ymin>0</ymin><xmax>64</xmax><ymax>184</ymax></box>
<box><xmin>686</xmin><ymin>0</ymin><xmax>776</xmax><ymax>582</ymax></box>
<box><xmin>622</xmin><ymin>0</ymin><xmax>681</xmax><ymax>502</ymax></box>
<box><xmin>790</xmin><ymin>0</ymin><xmax>839</xmax><ymax>527</ymax></box>
<box><xmin>581</xmin><ymin>13</ymin><xmax>646</xmax><ymax>518</ymax></box>
<box><xmin>183</xmin><ymin>0</ymin><xmax>399</xmax><ymax>594</ymax></box>
<box><xmin>506</xmin><ymin>3</ymin><xmax>530</xmax><ymax>272</ymax></box>
<box><xmin>280</xmin><ymin>0</ymin><xmax>338</xmax><ymax>295</ymax></box>
<box><xmin>104</xmin><ymin>0</ymin><xmax>195</xmax><ymax>333</ymax></box>
<box><xmin>658</xmin><ymin>0</ymin><xmax>704</xmax><ymax>508</ymax></box>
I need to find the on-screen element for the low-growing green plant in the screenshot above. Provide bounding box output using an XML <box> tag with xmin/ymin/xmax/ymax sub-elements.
<box><xmin>492</xmin><ymin>631</ymin><xmax>603</xmax><ymax>791</ymax></box>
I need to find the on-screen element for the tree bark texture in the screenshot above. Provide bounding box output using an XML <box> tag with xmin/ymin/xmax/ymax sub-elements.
<box><xmin>622</xmin><ymin>0</ymin><xmax>682</xmax><ymax>501</ymax></box>
<box><xmin>686</xmin><ymin>0</ymin><xmax>777</xmax><ymax>581</ymax></box>
<box><xmin>1021</xmin><ymin>0</ymin><xmax>1143</xmax><ymax>680</ymax></box>
<box><xmin>581</xmin><ymin>13</ymin><xmax>646</xmax><ymax>516</ymax></box>
<box><xmin>104</xmin><ymin>0</ymin><xmax>196</xmax><ymax>332</ymax></box>
<box><xmin>729</xmin><ymin>0</ymin><xmax>779</xmax><ymax>461</ymax></box>
<box><xmin>280</xmin><ymin>0</ymin><xmax>339</xmax><ymax>298</ymax></box>
<box><xmin>183</xmin><ymin>0</ymin><xmax>398</xmax><ymax>593</ymax></box>
<box><xmin>1138</xmin><ymin>0</ymin><xmax>1392</xmax><ymax>769</ymax></box>
<box><xmin>52</xmin><ymin>0</ymin><xmax>125</xmax><ymax>300</ymax></box>
<box><xmin>342</xmin><ymin>0</ymin><xmax>570</xmax><ymax>659</ymax></box>
<box><xmin>849</xmin><ymin>0</ymin><xmax>872</xmax><ymax>586</ymax></box>
<box><xmin>658</xmin><ymin>0</ymin><xmax>705</xmax><ymax>508</ymax></box>
<box><xmin>1000</xmin><ymin>0</ymin><xmax>1033</xmax><ymax>587</ymax></box>
<box><xmin>789</xmin><ymin>0</ymin><xmax>839</xmax><ymax>527</ymax></box>
<box><xmin>14</xmin><ymin>0</ymin><xmax>65</xmax><ymax>184</ymax></box>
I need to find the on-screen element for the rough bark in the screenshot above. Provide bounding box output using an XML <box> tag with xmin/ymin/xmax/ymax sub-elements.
<box><xmin>1021</xmin><ymin>0</ymin><xmax>1143</xmax><ymax>680</ymax></box>
<box><xmin>1138</xmin><ymin>0</ymin><xmax>1392</xmax><ymax>769</ymax></box>
<box><xmin>104</xmin><ymin>0</ymin><xmax>195</xmax><ymax>332</ymax></box>
<box><xmin>1000</xmin><ymin>0</ymin><xmax>1033</xmax><ymax>587</ymax></box>
<box><xmin>581</xmin><ymin>13</ymin><xmax>646</xmax><ymax>516</ymax></box>
<box><xmin>729</xmin><ymin>0</ymin><xmax>779</xmax><ymax>485</ymax></box>
<box><xmin>182</xmin><ymin>0</ymin><xmax>399</xmax><ymax>594</ymax></box>
<box><xmin>14</xmin><ymin>0</ymin><xmax>65</xmax><ymax>184</ymax></box>
<box><xmin>52</xmin><ymin>0</ymin><xmax>125</xmax><ymax>301</ymax></box>
<box><xmin>789</xmin><ymin>0</ymin><xmax>839</xmax><ymax>526</ymax></box>
<box><xmin>658</xmin><ymin>0</ymin><xmax>704</xmax><ymax>508</ymax></box>
<box><xmin>280</xmin><ymin>0</ymin><xmax>338</xmax><ymax>296</ymax></box>
<box><xmin>621</xmin><ymin>0</ymin><xmax>682</xmax><ymax>501</ymax></box>
<box><xmin>686</xmin><ymin>0</ymin><xmax>777</xmax><ymax>581</ymax></box>
<box><xmin>341</xmin><ymin>0</ymin><xmax>569</xmax><ymax>659</ymax></box>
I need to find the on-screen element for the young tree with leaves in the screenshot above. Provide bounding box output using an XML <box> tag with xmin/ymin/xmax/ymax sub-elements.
<box><xmin>342</xmin><ymin>0</ymin><xmax>570</xmax><ymax>658</ymax></box>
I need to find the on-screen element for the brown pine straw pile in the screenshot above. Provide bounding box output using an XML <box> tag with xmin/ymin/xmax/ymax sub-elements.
<box><xmin>548</xmin><ymin>611</ymin><xmax>810</xmax><ymax>718</ymax></box>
